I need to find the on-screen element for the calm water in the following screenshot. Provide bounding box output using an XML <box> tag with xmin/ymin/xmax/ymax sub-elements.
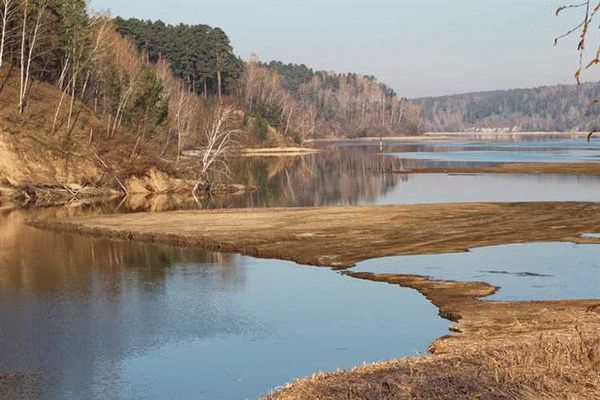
<box><xmin>222</xmin><ymin>140</ymin><xmax>600</xmax><ymax>208</ymax></box>
<box><xmin>353</xmin><ymin>242</ymin><xmax>600</xmax><ymax>301</ymax></box>
<box><xmin>2</xmin><ymin>137</ymin><xmax>600</xmax><ymax>399</ymax></box>
<box><xmin>0</xmin><ymin>208</ymin><xmax>448</xmax><ymax>400</ymax></box>
<box><xmin>381</xmin><ymin>137</ymin><xmax>600</xmax><ymax>165</ymax></box>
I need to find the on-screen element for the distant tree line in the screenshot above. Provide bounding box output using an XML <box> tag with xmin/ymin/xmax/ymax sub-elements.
<box><xmin>415</xmin><ymin>82</ymin><xmax>600</xmax><ymax>132</ymax></box>
<box><xmin>241</xmin><ymin>58</ymin><xmax>422</xmax><ymax>140</ymax></box>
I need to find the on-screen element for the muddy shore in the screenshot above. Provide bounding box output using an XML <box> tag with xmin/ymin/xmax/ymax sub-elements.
<box><xmin>29</xmin><ymin>202</ymin><xmax>600</xmax><ymax>268</ymax></box>
<box><xmin>29</xmin><ymin>202</ymin><xmax>600</xmax><ymax>399</ymax></box>
<box><xmin>405</xmin><ymin>162</ymin><xmax>600</xmax><ymax>176</ymax></box>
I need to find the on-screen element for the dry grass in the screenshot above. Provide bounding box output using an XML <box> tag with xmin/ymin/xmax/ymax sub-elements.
<box><xmin>28</xmin><ymin>203</ymin><xmax>600</xmax><ymax>399</ymax></box>
<box><xmin>408</xmin><ymin>162</ymin><xmax>600</xmax><ymax>176</ymax></box>
<box><xmin>28</xmin><ymin>202</ymin><xmax>600</xmax><ymax>268</ymax></box>
<box><xmin>265</xmin><ymin>327</ymin><xmax>600</xmax><ymax>400</ymax></box>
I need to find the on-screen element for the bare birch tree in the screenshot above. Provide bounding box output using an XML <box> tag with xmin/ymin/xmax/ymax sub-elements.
<box><xmin>556</xmin><ymin>1</ymin><xmax>600</xmax><ymax>140</ymax></box>
<box><xmin>193</xmin><ymin>103</ymin><xmax>238</xmax><ymax>200</ymax></box>
<box><xmin>18</xmin><ymin>0</ymin><xmax>47</xmax><ymax>115</ymax></box>
<box><xmin>0</xmin><ymin>0</ymin><xmax>17</xmax><ymax>68</ymax></box>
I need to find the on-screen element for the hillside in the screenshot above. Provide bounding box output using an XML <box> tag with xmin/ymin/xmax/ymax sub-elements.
<box><xmin>0</xmin><ymin>65</ymin><xmax>103</xmax><ymax>189</ymax></box>
<box><xmin>415</xmin><ymin>82</ymin><xmax>600</xmax><ymax>132</ymax></box>
<box><xmin>0</xmin><ymin>5</ymin><xmax>250</xmax><ymax>205</ymax></box>
<box><xmin>114</xmin><ymin>18</ymin><xmax>422</xmax><ymax>139</ymax></box>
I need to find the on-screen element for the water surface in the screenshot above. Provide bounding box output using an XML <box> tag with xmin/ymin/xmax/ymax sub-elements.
<box><xmin>3</xmin><ymin>136</ymin><xmax>600</xmax><ymax>399</ymax></box>
<box><xmin>0</xmin><ymin>208</ymin><xmax>449</xmax><ymax>400</ymax></box>
<box><xmin>354</xmin><ymin>242</ymin><xmax>600</xmax><ymax>301</ymax></box>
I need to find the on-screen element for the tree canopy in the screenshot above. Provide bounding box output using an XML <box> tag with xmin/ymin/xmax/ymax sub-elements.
<box><xmin>114</xmin><ymin>17</ymin><xmax>243</xmax><ymax>98</ymax></box>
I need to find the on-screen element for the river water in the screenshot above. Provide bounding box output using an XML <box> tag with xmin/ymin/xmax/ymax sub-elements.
<box><xmin>1</xmin><ymin>137</ymin><xmax>599</xmax><ymax>399</ymax></box>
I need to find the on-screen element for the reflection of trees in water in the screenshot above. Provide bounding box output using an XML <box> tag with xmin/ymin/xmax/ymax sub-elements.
<box><xmin>80</xmin><ymin>144</ymin><xmax>514</xmax><ymax>212</ymax></box>
<box><xmin>226</xmin><ymin>147</ymin><xmax>410</xmax><ymax>207</ymax></box>
<box><xmin>0</xmin><ymin>208</ymin><xmax>253</xmax><ymax>399</ymax></box>
<box><xmin>0</xmin><ymin>208</ymin><xmax>243</xmax><ymax>295</ymax></box>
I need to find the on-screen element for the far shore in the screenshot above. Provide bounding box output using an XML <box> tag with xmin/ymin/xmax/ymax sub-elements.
<box><xmin>304</xmin><ymin>131</ymin><xmax>588</xmax><ymax>144</ymax></box>
<box><xmin>403</xmin><ymin>162</ymin><xmax>600</xmax><ymax>176</ymax></box>
<box><xmin>28</xmin><ymin>202</ymin><xmax>600</xmax><ymax>399</ymax></box>
<box><xmin>238</xmin><ymin>147</ymin><xmax>322</xmax><ymax>157</ymax></box>
<box><xmin>422</xmin><ymin>130</ymin><xmax>588</xmax><ymax>137</ymax></box>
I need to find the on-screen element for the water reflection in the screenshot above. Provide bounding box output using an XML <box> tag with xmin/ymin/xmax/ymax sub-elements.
<box><xmin>2</xmin><ymin>138</ymin><xmax>600</xmax><ymax>399</ymax></box>
<box><xmin>117</xmin><ymin>144</ymin><xmax>600</xmax><ymax>212</ymax></box>
<box><xmin>228</xmin><ymin>147</ymin><xmax>404</xmax><ymax>207</ymax></box>
<box><xmin>0</xmin><ymin>208</ymin><xmax>449</xmax><ymax>400</ymax></box>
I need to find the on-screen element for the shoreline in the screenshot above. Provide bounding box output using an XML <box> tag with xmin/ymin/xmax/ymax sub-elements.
<box><xmin>28</xmin><ymin>203</ymin><xmax>600</xmax><ymax>398</ymax></box>
<box><xmin>402</xmin><ymin>162</ymin><xmax>600</xmax><ymax>176</ymax></box>
<box><xmin>304</xmin><ymin>131</ymin><xmax>588</xmax><ymax>145</ymax></box>
<box><xmin>239</xmin><ymin>147</ymin><xmax>322</xmax><ymax>157</ymax></box>
<box><xmin>267</xmin><ymin>269</ymin><xmax>600</xmax><ymax>399</ymax></box>
<box><xmin>28</xmin><ymin>202</ymin><xmax>600</xmax><ymax>268</ymax></box>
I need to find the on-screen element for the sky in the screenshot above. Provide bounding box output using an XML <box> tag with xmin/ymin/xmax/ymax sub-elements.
<box><xmin>89</xmin><ymin>0</ymin><xmax>600</xmax><ymax>98</ymax></box>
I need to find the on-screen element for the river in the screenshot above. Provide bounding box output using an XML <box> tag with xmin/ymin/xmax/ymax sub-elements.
<box><xmin>1</xmin><ymin>137</ymin><xmax>599</xmax><ymax>399</ymax></box>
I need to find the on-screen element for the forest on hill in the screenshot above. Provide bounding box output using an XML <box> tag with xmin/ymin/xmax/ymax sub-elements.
<box><xmin>0</xmin><ymin>0</ymin><xmax>245</xmax><ymax>195</ymax></box>
<box><xmin>415</xmin><ymin>82</ymin><xmax>600</xmax><ymax>132</ymax></box>
<box><xmin>0</xmin><ymin>2</ymin><xmax>423</xmax><ymax>199</ymax></box>
<box><xmin>114</xmin><ymin>18</ymin><xmax>422</xmax><ymax>139</ymax></box>
<box><xmin>245</xmin><ymin>60</ymin><xmax>421</xmax><ymax>138</ymax></box>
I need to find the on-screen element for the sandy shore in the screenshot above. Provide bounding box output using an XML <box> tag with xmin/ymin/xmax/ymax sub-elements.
<box><xmin>305</xmin><ymin>135</ymin><xmax>455</xmax><ymax>144</ymax></box>
<box><xmin>29</xmin><ymin>203</ymin><xmax>600</xmax><ymax>399</ymax></box>
<box><xmin>239</xmin><ymin>147</ymin><xmax>322</xmax><ymax>157</ymax></box>
<box><xmin>405</xmin><ymin>162</ymin><xmax>600</xmax><ymax>176</ymax></box>
<box><xmin>29</xmin><ymin>202</ymin><xmax>600</xmax><ymax>268</ymax></box>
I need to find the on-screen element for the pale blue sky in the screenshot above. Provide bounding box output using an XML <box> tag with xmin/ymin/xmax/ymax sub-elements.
<box><xmin>90</xmin><ymin>0</ymin><xmax>600</xmax><ymax>98</ymax></box>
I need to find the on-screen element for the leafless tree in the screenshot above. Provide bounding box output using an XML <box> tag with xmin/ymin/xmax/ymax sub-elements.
<box><xmin>0</xmin><ymin>0</ymin><xmax>17</xmax><ymax>68</ymax></box>
<box><xmin>555</xmin><ymin>1</ymin><xmax>600</xmax><ymax>81</ymax></box>
<box><xmin>193</xmin><ymin>103</ymin><xmax>239</xmax><ymax>201</ymax></box>
<box><xmin>52</xmin><ymin>17</ymin><xmax>110</xmax><ymax>136</ymax></box>
<box><xmin>556</xmin><ymin>1</ymin><xmax>600</xmax><ymax>140</ymax></box>
<box><xmin>18</xmin><ymin>0</ymin><xmax>47</xmax><ymax>115</ymax></box>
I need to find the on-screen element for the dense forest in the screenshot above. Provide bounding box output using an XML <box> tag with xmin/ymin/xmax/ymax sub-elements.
<box><xmin>0</xmin><ymin>2</ymin><xmax>423</xmax><ymax>197</ymax></box>
<box><xmin>113</xmin><ymin>18</ymin><xmax>422</xmax><ymax>140</ymax></box>
<box><xmin>114</xmin><ymin>18</ymin><xmax>243</xmax><ymax>99</ymax></box>
<box><xmin>415</xmin><ymin>82</ymin><xmax>600</xmax><ymax>132</ymax></box>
